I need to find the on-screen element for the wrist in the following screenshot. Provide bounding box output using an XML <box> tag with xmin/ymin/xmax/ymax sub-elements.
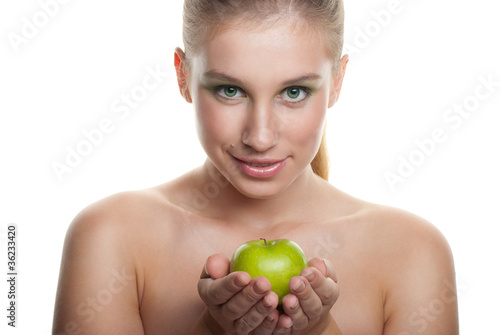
<box><xmin>319</xmin><ymin>313</ymin><xmax>341</xmax><ymax>335</ymax></box>
<box><xmin>202</xmin><ymin>309</ymin><xmax>225</xmax><ymax>335</ymax></box>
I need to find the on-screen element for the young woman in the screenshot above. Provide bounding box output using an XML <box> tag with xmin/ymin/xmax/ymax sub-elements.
<box><xmin>53</xmin><ymin>0</ymin><xmax>459</xmax><ymax>334</ymax></box>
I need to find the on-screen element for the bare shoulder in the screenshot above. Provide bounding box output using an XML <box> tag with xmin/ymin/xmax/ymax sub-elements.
<box><xmin>353</xmin><ymin>203</ymin><xmax>459</xmax><ymax>334</ymax></box>
<box><xmin>53</xmin><ymin>187</ymin><xmax>173</xmax><ymax>334</ymax></box>
<box><xmin>350</xmin><ymin>203</ymin><xmax>455</xmax><ymax>282</ymax></box>
<box><xmin>327</xmin><ymin>187</ymin><xmax>453</xmax><ymax>262</ymax></box>
<box><xmin>61</xmin><ymin>188</ymin><xmax>171</xmax><ymax>261</ymax></box>
<box><xmin>362</xmin><ymin>204</ymin><xmax>453</xmax><ymax>260</ymax></box>
<box><xmin>71</xmin><ymin>187</ymin><xmax>169</xmax><ymax>226</ymax></box>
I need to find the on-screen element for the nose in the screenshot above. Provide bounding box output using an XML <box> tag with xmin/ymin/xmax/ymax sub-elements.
<box><xmin>241</xmin><ymin>102</ymin><xmax>279</xmax><ymax>152</ymax></box>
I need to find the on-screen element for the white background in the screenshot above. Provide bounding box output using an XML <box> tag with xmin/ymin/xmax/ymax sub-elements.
<box><xmin>1</xmin><ymin>0</ymin><xmax>499</xmax><ymax>333</ymax></box>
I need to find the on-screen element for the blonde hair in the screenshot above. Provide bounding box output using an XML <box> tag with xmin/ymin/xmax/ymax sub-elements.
<box><xmin>182</xmin><ymin>0</ymin><xmax>344</xmax><ymax>180</ymax></box>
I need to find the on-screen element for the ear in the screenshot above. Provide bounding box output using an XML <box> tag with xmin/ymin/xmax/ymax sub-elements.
<box><xmin>328</xmin><ymin>54</ymin><xmax>349</xmax><ymax>108</ymax></box>
<box><xmin>174</xmin><ymin>47</ymin><xmax>192</xmax><ymax>103</ymax></box>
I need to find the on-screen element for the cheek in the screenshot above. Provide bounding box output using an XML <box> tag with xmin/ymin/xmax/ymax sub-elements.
<box><xmin>194</xmin><ymin>92</ymin><xmax>241</xmax><ymax>149</ymax></box>
<box><xmin>286</xmin><ymin>100</ymin><xmax>327</xmax><ymax>153</ymax></box>
<box><xmin>195</xmin><ymin>106</ymin><xmax>221</xmax><ymax>151</ymax></box>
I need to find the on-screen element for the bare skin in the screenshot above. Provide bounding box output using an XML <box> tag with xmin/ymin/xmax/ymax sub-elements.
<box><xmin>53</xmin><ymin>19</ymin><xmax>458</xmax><ymax>335</ymax></box>
<box><xmin>52</xmin><ymin>167</ymin><xmax>458</xmax><ymax>334</ymax></box>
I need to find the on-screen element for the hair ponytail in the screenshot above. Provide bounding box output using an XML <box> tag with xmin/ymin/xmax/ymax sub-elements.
<box><xmin>311</xmin><ymin>127</ymin><xmax>330</xmax><ymax>181</ymax></box>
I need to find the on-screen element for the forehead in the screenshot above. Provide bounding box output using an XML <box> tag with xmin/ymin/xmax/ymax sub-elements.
<box><xmin>192</xmin><ymin>19</ymin><xmax>332</xmax><ymax>82</ymax></box>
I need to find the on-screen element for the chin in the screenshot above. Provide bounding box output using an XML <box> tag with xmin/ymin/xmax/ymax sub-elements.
<box><xmin>228</xmin><ymin>175</ymin><xmax>295</xmax><ymax>200</ymax></box>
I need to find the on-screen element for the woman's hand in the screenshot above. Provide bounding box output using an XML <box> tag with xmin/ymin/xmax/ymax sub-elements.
<box><xmin>274</xmin><ymin>258</ymin><xmax>340</xmax><ymax>334</ymax></box>
<box><xmin>197</xmin><ymin>255</ymin><xmax>340</xmax><ymax>335</ymax></box>
<box><xmin>197</xmin><ymin>254</ymin><xmax>281</xmax><ymax>335</ymax></box>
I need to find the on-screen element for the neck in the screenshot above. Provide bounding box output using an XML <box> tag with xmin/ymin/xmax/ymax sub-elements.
<box><xmin>191</xmin><ymin>159</ymin><xmax>327</xmax><ymax>230</ymax></box>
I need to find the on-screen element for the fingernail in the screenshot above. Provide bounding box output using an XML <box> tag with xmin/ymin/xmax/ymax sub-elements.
<box><xmin>288</xmin><ymin>295</ymin><xmax>299</xmax><ymax>310</ymax></box>
<box><xmin>266</xmin><ymin>314</ymin><xmax>274</xmax><ymax>322</ymax></box>
<box><xmin>235</xmin><ymin>276</ymin><xmax>249</xmax><ymax>288</ymax></box>
<box><xmin>293</xmin><ymin>280</ymin><xmax>305</xmax><ymax>293</ymax></box>
<box><xmin>203</xmin><ymin>261</ymin><xmax>208</xmax><ymax>276</ymax></box>
<box><xmin>305</xmin><ymin>271</ymin><xmax>316</xmax><ymax>282</ymax></box>
<box><xmin>254</xmin><ymin>281</ymin><xmax>267</xmax><ymax>294</ymax></box>
<box><xmin>263</xmin><ymin>295</ymin><xmax>273</xmax><ymax>308</ymax></box>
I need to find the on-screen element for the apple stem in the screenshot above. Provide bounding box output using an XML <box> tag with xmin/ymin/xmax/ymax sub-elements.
<box><xmin>260</xmin><ymin>238</ymin><xmax>268</xmax><ymax>246</ymax></box>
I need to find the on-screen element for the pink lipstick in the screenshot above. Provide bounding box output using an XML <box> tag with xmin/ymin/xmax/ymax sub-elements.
<box><xmin>234</xmin><ymin>157</ymin><xmax>288</xmax><ymax>178</ymax></box>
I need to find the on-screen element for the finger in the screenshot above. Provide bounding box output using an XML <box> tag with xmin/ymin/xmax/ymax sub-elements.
<box><xmin>233</xmin><ymin>290</ymin><xmax>279</xmax><ymax>333</ymax></box>
<box><xmin>281</xmin><ymin>293</ymin><xmax>309</xmax><ymax>330</ymax></box>
<box><xmin>273</xmin><ymin>313</ymin><xmax>293</xmax><ymax>334</ymax></box>
<box><xmin>252</xmin><ymin>309</ymin><xmax>279</xmax><ymax>335</ymax></box>
<box><xmin>201</xmin><ymin>254</ymin><xmax>230</xmax><ymax>280</ymax></box>
<box><xmin>198</xmin><ymin>271</ymin><xmax>251</xmax><ymax>306</ymax></box>
<box><xmin>285</xmin><ymin>277</ymin><xmax>322</xmax><ymax>327</ymax></box>
<box><xmin>301</xmin><ymin>266</ymin><xmax>339</xmax><ymax>306</ymax></box>
<box><xmin>308</xmin><ymin>258</ymin><xmax>337</xmax><ymax>283</ymax></box>
<box><xmin>221</xmin><ymin>277</ymin><xmax>274</xmax><ymax>320</ymax></box>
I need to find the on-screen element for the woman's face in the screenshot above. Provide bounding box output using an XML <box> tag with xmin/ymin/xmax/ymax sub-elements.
<box><xmin>183</xmin><ymin>20</ymin><xmax>343</xmax><ymax>199</ymax></box>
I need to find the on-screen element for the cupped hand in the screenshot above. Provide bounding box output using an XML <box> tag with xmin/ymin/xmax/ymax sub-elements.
<box><xmin>273</xmin><ymin>258</ymin><xmax>339</xmax><ymax>334</ymax></box>
<box><xmin>198</xmin><ymin>254</ymin><xmax>281</xmax><ymax>335</ymax></box>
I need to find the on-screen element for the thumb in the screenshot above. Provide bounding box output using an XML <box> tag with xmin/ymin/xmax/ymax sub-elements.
<box><xmin>201</xmin><ymin>254</ymin><xmax>230</xmax><ymax>280</ymax></box>
<box><xmin>308</xmin><ymin>258</ymin><xmax>338</xmax><ymax>283</ymax></box>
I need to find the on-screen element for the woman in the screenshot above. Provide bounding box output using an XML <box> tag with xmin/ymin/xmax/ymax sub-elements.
<box><xmin>53</xmin><ymin>0</ymin><xmax>459</xmax><ymax>334</ymax></box>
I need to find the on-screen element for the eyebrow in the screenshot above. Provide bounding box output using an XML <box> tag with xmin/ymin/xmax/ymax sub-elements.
<box><xmin>281</xmin><ymin>74</ymin><xmax>322</xmax><ymax>86</ymax></box>
<box><xmin>201</xmin><ymin>70</ymin><xmax>322</xmax><ymax>87</ymax></box>
<box><xmin>202</xmin><ymin>71</ymin><xmax>245</xmax><ymax>87</ymax></box>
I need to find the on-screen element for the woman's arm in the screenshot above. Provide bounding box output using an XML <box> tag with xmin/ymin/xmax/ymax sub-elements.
<box><xmin>188</xmin><ymin>309</ymin><xmax>218</xmax><ymax>335</ymax></box>
<box><xmin>380</xmin><ymin>210</ymin><xmax>459</xmax><ymax>335</ymax></box>
<box><xmin>321</xmin><ymin>314</ymin><xmax>342</xmax><ymax>335</ymax></box>
<box><xmin>52</xmin><ymin>199</ymin><xmax>144</xmax><ymax>334</ymax></box>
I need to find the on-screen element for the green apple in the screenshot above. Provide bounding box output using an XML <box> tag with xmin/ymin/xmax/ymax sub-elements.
<box><xmin>229</xmin><ymin>238</ymin><xmax>308</xmax><ymax>304</ymax></box>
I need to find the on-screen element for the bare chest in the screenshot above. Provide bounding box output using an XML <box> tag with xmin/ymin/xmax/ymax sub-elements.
<box><xmin>137</xmin><ymin>220</ymin><xmax>385</xmax><ymax>334</ymax></box>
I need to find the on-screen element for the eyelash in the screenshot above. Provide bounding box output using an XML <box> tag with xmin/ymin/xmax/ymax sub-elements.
<box><xmin>281</xmin><ymin>86</ymin><xmax>312</xmax><ymax>104</ymax></box>
<box><xmin>213</xmin><ymin>85</ymin><xmax>312</xmax><ymax>105</ymax></box>
<box><xmin>213</xmin><ymin>86</ymin><xmax>246</xmax><ymax>101</ymax></box>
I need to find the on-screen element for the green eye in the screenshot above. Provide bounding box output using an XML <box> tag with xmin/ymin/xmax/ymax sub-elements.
<box><xmin>287</xmin><ymin>87</ymin><xmax>301</xmax><ymax>99</ymax></box>
<box><xmin>224</xmin><ymin>87</ymin><xmax>238</xmax><ymax>97</ymax></box>
<box><xmin>214</xmin><ymin>85</ymin><xmax>245</xmax><ymax>101</ymax></box>
<box><xmin>281</xmin><ymin>86</ymin><xmax>310</xmax><ymax>103</ymax></box>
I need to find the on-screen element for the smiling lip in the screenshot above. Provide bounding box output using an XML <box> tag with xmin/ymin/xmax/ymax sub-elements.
<box><xmin>233</xmin><ymin>156</ymin><xmax>288</xmax><ymax>179</ymax></box>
